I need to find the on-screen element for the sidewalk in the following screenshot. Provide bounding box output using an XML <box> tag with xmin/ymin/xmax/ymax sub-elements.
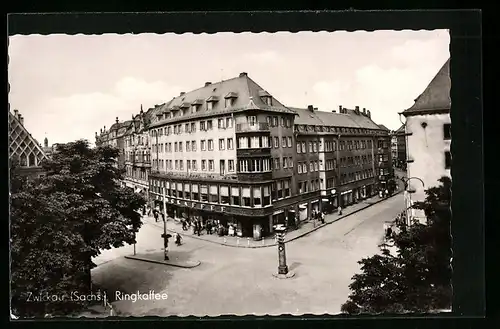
<box><xmin>143</xmin><ymin>189</ymin><xmax>403</xmax><ymax>249</ymax></box>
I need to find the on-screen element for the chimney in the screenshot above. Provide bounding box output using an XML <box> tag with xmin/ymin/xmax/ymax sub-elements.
<box><xmin>44</xmin><ymin>137</ymin><xmax>48</xmax><ymax>148</ymax></box>
<box><xmin>180</xmin><ymin>92</ymin><xmax>185</xmax><ymax>96</ymax></box>
<box><xmin>14</xmin><ymin>109</ymin><xmax>18</xmax><ymax>117</ymax></box>
<box><xmin>100</xmin><ymin>128</ymin><xmax>102</xmax><ymax>134</ymax></box>
<box><xmin>355</xmin><ymin>106</ymin><xmax>360</xmax><ymax>114</ymax></box>
<box><xmin>307</xmin><ymin>105</ymin><xmax>314</xmax><ymax>112</ymax></box>
<box><xmin>239</xmin><ymin>72</ymin><xmax>248</xmax><ymax>77</ymax></box>
<box><xmin>95</xmin><ymin>132</ymin><xmax>98</xmax><ymax>137</ymax></box>
<box><xmin>367</xmin><ymin>110</ymin><xmax>371</xmax><ymax>118</ymax></box>
<box><xmin>205</xmin><ymin>82</ymin><xmax>212</xmax><ymax>87</ymax></box>
<box><xmin>339</xmin><ymin>105</ymin><xmax>343</xmax><ymax>113</ymax></box>
<box><xmin>104</xmin><ymin>125</ymin><xmax>106</xmax><ymax>131</ymax></box>
<box><xmin>116</xmin><ymin>117</ymin><xmax>119</xmax><ymax>123</ymax></box>
<box><xmin>19</xmin><ymin>115</ymin><xmax>24</xmax><ymax>125</ymax></box>
<box><xmin>363</xmin><ymin>108</ymin><xmax>366</xmax><ymax>115</ymax></box>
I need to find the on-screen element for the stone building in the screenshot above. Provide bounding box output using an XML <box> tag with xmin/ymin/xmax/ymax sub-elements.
<box><xmin>290</xmin><ymin>105</ymin><xmax>392</xmax><ymax>218</ymax></box>
<box><xmin>391</xmin><ymin>124</ymin><xmax>407</xmax><ymax>169</ymax></box>
<box><xmin>122</xmin><ymin>106</ymin><xmax>154</xmax><ymax>197</ymax></box>
<box><xmin>95</xmin><ymin>117</ymin><xmax>130</xmax><ymax>169</ymax></box>
<box><xmin>9</xmin><ymin>109</ymin><xmax>48</xmax><ymax>178</ymax></box>
<box><xmin>401</xmin><ymin>58</ymin><xmax>451</xmax><ymax>223</ymax></box>
<box><xmin>145</xmin><ymin>72</ymin><xmax>392</xmax><ymax>239</ymax></box>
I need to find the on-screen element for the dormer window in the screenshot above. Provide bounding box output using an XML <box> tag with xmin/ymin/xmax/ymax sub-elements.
<box><xmin>191</xmin><ymin>99</ymin><xmax>203</xmax><ymax>113</ymax></box>
<box><xmin>224</xmin><ymin>92</ymin><xmax>238</xmax><ymax>108</ymax></box>
<box><xmin>259</xmin><ymin>90</ymin><xmax>272</xmax><ymax>106</ymax></box>
<box><xmin>206</xmin><ymin>95</ymin><xmax>219</xmax><ymax>111</ymax></box>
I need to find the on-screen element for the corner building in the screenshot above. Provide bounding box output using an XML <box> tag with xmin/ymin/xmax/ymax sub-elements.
<box><xmin>147</xmin><ymin>72</ymin><xmax>392</xmax><ymax>239</ymax></box>
<box><xmin>402</xmin><ymin>58</ymin><xmax>451</xmax><ymax>223</ymax></box>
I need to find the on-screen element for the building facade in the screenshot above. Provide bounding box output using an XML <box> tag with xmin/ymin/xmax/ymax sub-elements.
<box><xmin>391</xmin><ymin>124</ymin><xmax>407</xmax><ymax>169</ymax></box>
<box><xmin>9</xmin><ymin>109</ymin><xmax>48</xmax><ymax>178</ymax></box>
<box><xmin>122</xmin><ymin>107</ymin><xmax>154</xmax><ymax>198</ymax></box>
<box><xmin>402</xmin><ymin>58</ymin><xmax>451</xmax><ymax>222</ymax></box>
<box><xmin>143</xmin><ymin>72</ymin><xmax>392</xmax><ymax>239</ymax></box>
<box><xmin>95</xmin><ymin>118</ymin><xmax>130</xmax><ymax>169</ymax></box>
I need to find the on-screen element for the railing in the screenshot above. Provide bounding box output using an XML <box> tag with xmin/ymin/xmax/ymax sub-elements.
<box><xmin>236</xmin><ymin>122</ymin><xmax>270</xmax><ymax>132</ymax></box>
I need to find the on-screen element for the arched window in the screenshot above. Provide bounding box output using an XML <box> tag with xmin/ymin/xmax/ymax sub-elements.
<box><xmin>20</xmin><ymin>154</ymin><xmax>27</xmax><ymax>166</ymax></box>
<box><xmin>29</xmin><ymin>153</ymin><xmax>36</xmax><ymax>167</ymax></box>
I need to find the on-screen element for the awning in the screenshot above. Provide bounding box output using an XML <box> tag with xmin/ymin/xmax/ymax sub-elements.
<box><xmin>341</xmin><ymin>190</ymin><xmax>352</xmax><ymax>195</ymax></box>
<box><xmin>311</xmin><ymin>200</ymin><xmax>319</xmax><ymax>204</ymax></box>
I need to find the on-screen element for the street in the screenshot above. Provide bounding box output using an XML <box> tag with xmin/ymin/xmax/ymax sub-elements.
<box><xmin>91</xmin><ymin>193</ymin><xmax>405</xmax><ymax>316</ymax></box>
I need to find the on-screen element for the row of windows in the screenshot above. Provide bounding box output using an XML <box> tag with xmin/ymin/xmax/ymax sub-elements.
<box><xmin>150</xmin><ymin>181</ymin><xmax>272</xmax><ymax>208</ymax></box>
<box><xmin>125</xmin><ymin>167</ymin><xmax>148</xmax><ymax>181</ymax></box>
<box><xmin>151</xmin><ymin>117</ymin><xmax>234</xmax><ymax>137</ymax></box>
<box><xmin>298</xmin><ymin>179</ymin><xmax>321</xmax><ymax>194</ymax></box>
<box><xmin>125</xmin><ymin>134</ymin><xmax>148</xmax><ymax>147</ymax></box>
<box><xmin>154</xmin><ymin>159</ymin><xmax>235</xmax><ymax>173</ymax></box>
<box><xmin>153</xmin><ymin>138</ymin><xmax>235</xmax><ymax>153</ymax></box>
<box><xmin>297</xmin><ymin>160</ymin><xmax>320</xmax><ymax>174</ymax></box>
<box><xmin>340</xmin><ymin>155</ymin><xmax>373</xmax><ymax>167</ymax></box>
<box><xmin>340</xmin><ymin>169</ymin><xmax>374</xmax><ymax>185</ymax></box>
<box><xmin>127</xmin><ymin>151</ymin><xmax>151</xmax><ymax>163</ymax></box>
<box><xmin>265</xmin><ymin>115</ymin><xmax>292</xmax><ymax>128</ymax></box>
<box><xmin>236</xmin><ymin>136</ymin><xmax>292</xmax><ymax>149</ymax></box>
<box><xmin>273</xmin><ymin>157</ymin><xmax>294</xmax><ymax>170</ymax></box>
<box><xmin>238</xmin><ymin>158</ymin><xmax>272</xmax><ymax>172</ymax></box>
<box><xmin>156</xmin><ymin>99</ymin><xmax>237</xmax><ymax>121</ymax></box>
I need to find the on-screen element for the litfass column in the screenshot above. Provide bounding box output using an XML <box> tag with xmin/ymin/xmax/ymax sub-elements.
<box><xmin>272</xmin><ymin>224</ymin><xmax>295</xmax><ymax>279</ymax></box>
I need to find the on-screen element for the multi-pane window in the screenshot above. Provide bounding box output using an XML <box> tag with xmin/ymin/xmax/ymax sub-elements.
<box><xmin>186</xmin><ymin>141</ymin><xmax>190</xmax><ymax>152</ymax></box>
<box><xmin>274</xmin><ymin>137</ymin><xmax>279</xmax><ymax>148</ymax></box>
<box><xmin>287</xmin><ymin>137</ymin><xmax>292</xmax><ymax>148</ymax></box>
<box><xmin>219</xmin><ymin>138</ymin><xmax>225</xmax><ymax>150</ymax></box>
<box><xmin>208</xmin><ymin>139</ymin><xmax>214</xmax><ymax>151</ymax></box>
<box><xmin>282</xmin><ymin>137</ymin><xmax>287</xmax><ymax>147</ymax></box>
<box><xmin>227</xmin><ymin>138</ymin><xmax>234</xmax><ymax>149</ymax></box>
<box><xmin>301</xmin><ymin>142</ymin><xmax>306</xmax><ymax>153</ymax></box>
<box><xmin>283</xmin><ymin>157</ymin><xmax>287</xmax><ymax>168</ymax></box>
<box><xmin>192</xmin><ymin>160</ymin><xmax>197</xmax><ymax>171</ymax></box>
<box><xmin>202</xmin><ymin>160</ymin><xmax>207</xmax><ymax>171</ymax></box>
<box><xmin>191</xmin><ymin>122</ymin><xmax>196</xmax><ymax>132</ymax></box>
<box><xmin>228</xmin><ymin>160</ymin><xmax>235</xmax><ymax>171</ymax></box>
<box><xmin>209</xmin><ymin>160</ymin><xmax>214</xmax><ymax>171</ymax></box>
<box><xmin>179</xmin><ymin>142</ymin><xmax>183</xmax><ymax>152</ymax></box>
<box><xmin>296</xmin><ymin>143</ymin><xmax>301</xmax><ymax>153</ymax></box>
<box><xmin>192</xmin><ymin>140</ymin><xmax>197</xmax><ymax>151</ymax></box>
<box><xmin>207</xmin><ymin>120</ymin><xmax>213</xmax><ymax>130</ymax></box>
<box><xmin>201</xmin><ymin>140</ymin><xmax>207</xmax><ymax>151</ymax></box>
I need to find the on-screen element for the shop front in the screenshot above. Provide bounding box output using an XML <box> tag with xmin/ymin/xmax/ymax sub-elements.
<box><xmin>298</xmin><ymin>203</ymin><xmax>308</xmax><ymax>221</ymax></box>
<box><xmin>341</xmin><ymin>190</ymin><xmax>353</xmax><ymax>207</ymax></box>
<box><xmin>311</xmin><ymin>200</ymin><xmax>320</xmax><ymax>214</ymax></box>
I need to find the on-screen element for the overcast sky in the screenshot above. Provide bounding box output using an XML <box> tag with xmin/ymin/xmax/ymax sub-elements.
<box><xmin>8</xmin><ymin>30</ymin><xmax>449</xmax><ymax>145</ymax></box>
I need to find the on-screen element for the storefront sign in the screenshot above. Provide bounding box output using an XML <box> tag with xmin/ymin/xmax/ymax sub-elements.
<box><xmin>273</xmin><ymin>210</ymin><xmax>284</xmax><ymax>215</ymax></box>
<box><xmin>166</xmin><ymin>198</ymin><xmax>226</xmax><ymax>213</ymax></box>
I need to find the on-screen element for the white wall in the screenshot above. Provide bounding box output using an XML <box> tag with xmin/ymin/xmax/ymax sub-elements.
<box><xmin>405</xmin><ymin>112</ymin><xmax>451</xmax><ymax>218</ymax></box>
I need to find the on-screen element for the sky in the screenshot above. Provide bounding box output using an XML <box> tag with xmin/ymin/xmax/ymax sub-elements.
<box><xmin>8</xmin><ymin>30</ymin><xmax>450</xmax><ymax>145</ymax></box>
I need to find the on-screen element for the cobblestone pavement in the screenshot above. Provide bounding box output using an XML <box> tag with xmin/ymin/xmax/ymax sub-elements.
<box><xmin>91</xmin><ymin>193</ymin><xmax>405</xmax><ymax>317</ymax></box>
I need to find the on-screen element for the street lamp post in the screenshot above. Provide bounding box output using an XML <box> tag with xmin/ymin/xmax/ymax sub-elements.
<box><xmin>161</xmin><ymin>185</ymin><xmax>170</xmax><ymax>260</ymax></box>
<box><xmin>272</xmin><ymin>224</ymin><xmax>295</xmax><ymax>279</ymax></box>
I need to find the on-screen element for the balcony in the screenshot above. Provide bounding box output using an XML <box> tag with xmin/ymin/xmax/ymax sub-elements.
<box><xmin>236</xmin><ymin>122</ymin><xmax>270</xmax><ymax>133</ymax></box>
<box><xmin>236</xmin><ymin>147</ymin><xmax>272</xmax><ymax>157</ymax></box>
<box><xmin>237</xmin><ymin>171</ymin><xmax>273</xmax><ymax>182</ymax></box>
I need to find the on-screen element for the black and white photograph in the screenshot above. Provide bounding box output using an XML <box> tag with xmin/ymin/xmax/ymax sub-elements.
<box><xmin>9</xmin><ymin>21</ymin><xmax>456</xmax><ymax>318</ymax></box>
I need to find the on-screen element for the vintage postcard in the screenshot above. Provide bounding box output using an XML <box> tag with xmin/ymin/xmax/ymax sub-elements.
<box><xmin>8</xmin><ymin>15</ymin><xmax>458</xmax><ymax>318</ymax></box>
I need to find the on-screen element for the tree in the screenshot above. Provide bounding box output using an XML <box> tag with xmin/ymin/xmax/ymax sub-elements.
<box><xmin>341</xmin><ymin>176</ymin><xmax>452</xmax><ymax>314</ymax></box>
<box><xmin>10</xmin><ymin>140</ymin><xmax>146</xmax><ymax>317</ymax></box>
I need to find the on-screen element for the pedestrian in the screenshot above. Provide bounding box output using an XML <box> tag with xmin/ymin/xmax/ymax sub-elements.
<box><xmin>206</xmin><ymin>221</ymin><xmax>212</xmax><ymax>235</ymax></box>
<box><xmin>175</xmin><ymin>232</ymin><xmax>183</xmax><ymax>246</ymax></box>
<box><xmin>385</xmin><ymin>189</ymin><xmax>389</xmax><ymax>198</ymax></box>
<box><xmin>153</xmin><ymin>209</ymin><xmax>159</xmax><ymax>222</ymax></box>
<box><xmin>182</xmin><ymin>219</ymin><xmax>188</xmax><ymax>231</ymax></box>
<box><xmin>197</xmin><ymin>221</ymin><xmax>201</xmax><ymax>236</ymax></box>
<box><xmin>337</xmin><ymin>205</ymin><xmax>342</xmax><ymax>216</ymax></box>
<box><xmin>161</xmin><ymin>233</ymin><xmax>171</xmax><ymax>261</ymax></box>
<box><xmin>321</xmin><ymin>212</ymin><xmax>325</xmax><ymax>224</ymax></box>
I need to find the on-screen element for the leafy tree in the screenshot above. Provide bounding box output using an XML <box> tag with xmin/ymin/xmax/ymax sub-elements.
<box><xmin>10</xmin><ymin>140</ymin><xmax>146</xmax><ymax>317</ymax></box>
<box><xmin>341</xmin><ymin>176</ymin><xmax>452</xmax><ymax>314</ymax></box>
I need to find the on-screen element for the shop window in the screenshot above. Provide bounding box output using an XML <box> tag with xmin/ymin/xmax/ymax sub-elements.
<box><xmin>263</xmin><ymin>186</ymin><xmax>271</xmax><ymax>206</ymax></box>
<box><xmin>231</xmin><ymin>187</ymin><xmax>240</xmax><ymax>206</ymax></box>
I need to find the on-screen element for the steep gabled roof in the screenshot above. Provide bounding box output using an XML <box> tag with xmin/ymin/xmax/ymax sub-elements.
<box><xmin>403</xmin><ymin>58</ymin><xmax>451</xmax><ymax>116</ymax></box>
<box><xmin>395</xmin><ymin>124</ymin><xmax>405</xmax><ymax>134</ymax></box>
<box><xmin>148</xmin><ymin>73</ymin><xmax>295</xmax><ymax>128</ymax></box>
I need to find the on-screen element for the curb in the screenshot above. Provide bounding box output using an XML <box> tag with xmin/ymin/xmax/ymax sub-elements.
<box><xmin>124</xmin><ymin>255</ymin><xmax>201</xmax><ymax>268</ymax></box>
<box><xmin>146</xmin><ymin>190</ymin><xmax>404</xmax><ymax>249</ymax></box>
